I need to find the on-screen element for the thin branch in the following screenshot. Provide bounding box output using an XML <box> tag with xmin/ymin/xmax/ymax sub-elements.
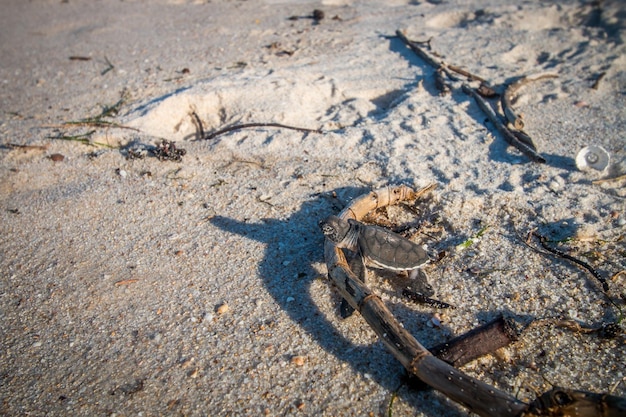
<box><xmin>502</xmin><ymin>73</ymin><xmax>558</xmax><ymax>130</ymax></box>
<box><xmin>462</xmin><ymin>84</ymin><xmax>546</xmax><ymax>163</ymax></box>
<box><xmin>509</xmin><ymin>129</ymin><xmax>538</xmax><ymax>152</ymax></box>
<box><xmin>447</xmin><ymin>64</ymin><xmax>488</xmax><ymax>84</ymax></box>
<box><xmin>202</xmin><ymin>122</ymin><xmax>322</xmax><ymax>141</ymax></box>
<box><xmin>395</xmin><ymin>30</ymin><xmax>442</xmax><ymax>70</ymax></box>
<box><xmin>532</xmin><ymin>231</ymin><xmax>609</xmax><ymax>291</ymax></box>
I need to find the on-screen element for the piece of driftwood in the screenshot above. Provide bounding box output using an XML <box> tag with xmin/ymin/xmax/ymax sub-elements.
<box><xmin>396</xmin><ymin>29</ymin><xmax>547</xmax><ymax>164</ymax></box>
<box><xmin>462</xmin><ymin>84</ymin><xmax>546</xmax><ymax>163</ymax></box>
<box><xmin>322</xmin><ymin>184</ymin><xmax>626</xmax><ymax>416</ymax></box>
<box><xmin>429</xmin><ymin>315</ymin><xmax>519</xmax><ymax>368</ymax></box>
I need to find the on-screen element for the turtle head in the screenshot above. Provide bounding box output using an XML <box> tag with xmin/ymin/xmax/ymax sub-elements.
<box><xmin>319</xmin><ymin>215</ymin><xmax>351</xmax><ymax>243</ymax></box>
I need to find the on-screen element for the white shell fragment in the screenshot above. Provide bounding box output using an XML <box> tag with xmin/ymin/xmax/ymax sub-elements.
<box><xmin>575</xmin><ymin>145</ymin><xmax>610</xmax><ymax>172</ymax></box>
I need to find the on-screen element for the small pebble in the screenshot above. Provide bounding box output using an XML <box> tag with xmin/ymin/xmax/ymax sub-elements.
<box><xmin>494</xmin><ymin>347</ymin><xmax>512</xmax><ymax>363</ymax></box>
<box><xmin>428</xmin><ymin>313</ymin><xmax>442</xmax><ymax>328</ymax></box>
<box><xmin>216</xmin><ymin>303</ymin><xmax>229</xmax><ymax>315</ymax></box>
<box><xmin>548</xmin><ymin>180</ymin><xmax>562</xmax><ymax>193</ymax></box>
<box><xmin>468</xmin><ymin>266</ymin><xmax>481</xmax><ymax>276</ymax></box>
<box><xmin>49</xmin><ymin>153</ymin><xmax>65</xmax><ymax>162</ymax></box>
<box><xmin>181</xmin><ymin>357</ymin><xmax>195</xmax><ymax>368</ymax></box>
<box><xmin>291</xmin><ymin>355</ymin><xmax>305</xmax><ymax>366</ymax></box>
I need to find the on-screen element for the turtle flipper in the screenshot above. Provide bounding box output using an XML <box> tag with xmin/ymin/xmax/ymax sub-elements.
<box><xmin>408</xmin><ymin>268</ymin><xmax>434</xmax><ymax>297</ymax></box>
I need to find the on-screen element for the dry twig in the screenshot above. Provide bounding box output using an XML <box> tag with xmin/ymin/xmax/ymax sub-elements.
<box><xmin>501</xmin><ymin>73</ymin><xmax>558</xmax><ymax>130</ymax></box>
<box><xmin>202</xmin><ymin>122</ymin><xmax>321</xmax><ymax>140</ymax></box>
<box><xmin>396</xmin><ymin>29</ymin><xmax>547</xmax><ymax>164</ymax></box>
<box><xmin>462</xmin><ymin>84</ymin><xmax>546</xmax><ymax>163</ymax></box>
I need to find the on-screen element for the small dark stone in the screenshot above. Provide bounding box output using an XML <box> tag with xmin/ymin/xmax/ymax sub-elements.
<box><xmin>49</xmin><ymin>153</ymin><xmax>65</xmax><ymax>162</ymax></box>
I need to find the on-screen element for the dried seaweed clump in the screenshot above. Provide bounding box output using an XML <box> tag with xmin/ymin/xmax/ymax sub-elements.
<box><xmin>153</xmin><ymin>140</ymin><xmax>186</xmax><ymax>162</ymax></box>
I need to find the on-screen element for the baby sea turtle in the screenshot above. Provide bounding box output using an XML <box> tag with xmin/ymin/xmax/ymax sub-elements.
<box><xmin>320</xmin><ymin>215</ymin><xmax>429</xmax><ymax>271</ymax></box>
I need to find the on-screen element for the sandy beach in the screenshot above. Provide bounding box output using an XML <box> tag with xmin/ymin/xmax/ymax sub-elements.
<box><xmin>1</xmin><ymin>0</ymin><xmax>625</xmax><ymax>415</ymax></box>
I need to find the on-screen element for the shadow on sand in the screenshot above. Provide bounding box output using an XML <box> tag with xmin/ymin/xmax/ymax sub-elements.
<box><xmin>209</xmin><ymin>186</ymin><xmax>467</xmax><ymax>416</ymax></box>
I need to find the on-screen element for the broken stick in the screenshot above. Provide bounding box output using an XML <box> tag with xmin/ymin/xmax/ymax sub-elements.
<box><xmin>462</xmin><ymin>84</ymin><xmax>546</xmax><ymax>163</ymax></box>
<box><xmin>501</xmin><ymin>73</ymin><xmax>558</xmax><ymax>130</ymax></box>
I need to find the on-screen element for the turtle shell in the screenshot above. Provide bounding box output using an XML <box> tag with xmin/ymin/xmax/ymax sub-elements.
<box><xmin>352</xmin><ymin>220</ymin><xmax>429</xmax><ymax>270</ymax></box>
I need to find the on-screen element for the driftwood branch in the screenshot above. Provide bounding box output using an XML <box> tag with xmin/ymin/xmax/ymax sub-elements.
<box><xmin>429</xmin><ymin>315</ymin><xmax>519</xmax><ymax>368</ymax></box>
<box><xmin>323</xmin><ymin>185</ymin><xmax>626</xmax><ymax>416</ymax></box>
<box><xmin>462</xmin><ymin>84</ymin><xmax>546</xmax><ymax>163</ymax></box>
<box><xmin>501</xmin><ymin>73</ymin><xmax>558</xmax><ymax>130</ymax></box>
<box><xmin>396</xmin><ymin>29</ymin><xmax>548</xmax><ymax>164</ymax></box>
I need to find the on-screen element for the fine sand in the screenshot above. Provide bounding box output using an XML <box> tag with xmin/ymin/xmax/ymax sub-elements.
<box><xmin>1</xmin><ymin>1</ymin><xmax>625</xmax><ymax>416</ymax></box>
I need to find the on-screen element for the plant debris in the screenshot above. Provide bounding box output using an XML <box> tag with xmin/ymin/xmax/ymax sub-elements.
<box><xmin>153</xmin><ymin>140</ymin><xmax>186</xmax><ymax>162</ymax></box>
<box><xmin>396</xmin><ymin>30</ymin><xmax>547</xmax><ymax>163</ymax></box>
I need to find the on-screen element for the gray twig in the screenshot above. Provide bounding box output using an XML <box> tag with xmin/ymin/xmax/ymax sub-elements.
<box><xmin>501</xmin><ymin>73</ymin><xmax>558</xmax><ymax>130</ymax></box>
<box><xmin>397</xmin><ymin>29</ymin><xmax>547</xmax><ymax>163</ymax></box>
<box><xmin>462</xmin><ymin>84</ymin><xmax>546</xmax><ymax>163</ymax></box>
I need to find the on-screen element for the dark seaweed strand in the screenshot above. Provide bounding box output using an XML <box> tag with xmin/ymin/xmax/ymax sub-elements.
<box><xmin>402</xmin><ymin>288</ymin><xmax>455</xmax><ymax>309</ymax></box>
<box><xmin>202</xmin><ymin>123</ymin><xmax>321</xmax><ymax>140</ymax></box>
<box><xmin>190</xmin><ymin>111</ymin><xmax>205</xmax><ymax>139</ymax></box>
<box><xmin>535</xmin><ymin>233</ymin><xmax>609</xmax><ymax>292</ymax></box>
